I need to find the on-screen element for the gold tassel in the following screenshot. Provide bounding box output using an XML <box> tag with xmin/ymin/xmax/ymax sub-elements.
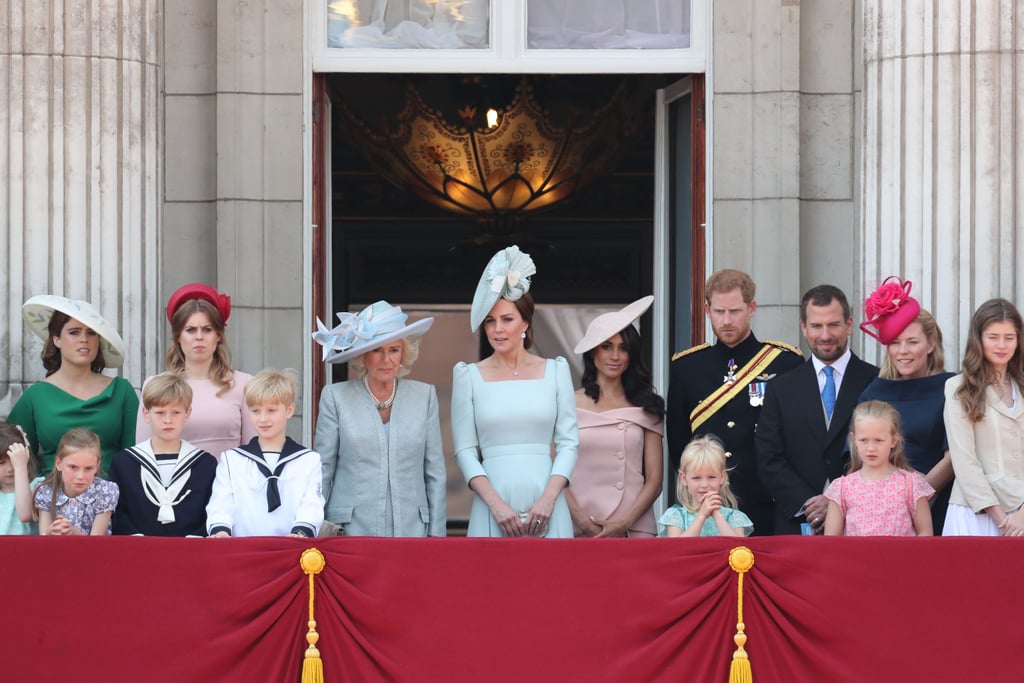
<box><xmin>300</xmin><ymin>548</ymin><xmax>327</xmax><ymax>683</ymax></box>
<box><xmin>728</xmin><ymin>546</ymin><xmax>755</xmax><ymax>683</ymax></box>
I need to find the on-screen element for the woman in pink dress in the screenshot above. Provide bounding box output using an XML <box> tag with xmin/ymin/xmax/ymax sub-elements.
<box><xmin>136</xmin><ymin>284</ymin><xmax>256</xmax><ymax>459</ymax></box>
<box><xmin>565</xmin><ymin>296</ymin><xmax>664</xmax><ymax>537</ymax></box>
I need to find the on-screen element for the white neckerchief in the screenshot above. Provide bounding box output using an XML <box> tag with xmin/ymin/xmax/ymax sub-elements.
<box><xmin>127</xmin><ymin>440</ymin><xmax>205</xmax><ymax>524</ymax></box>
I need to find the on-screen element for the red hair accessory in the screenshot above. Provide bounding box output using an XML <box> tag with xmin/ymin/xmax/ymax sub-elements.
<box><xmin>166</xmin><ymin>283</ymin><xmax>231</xmax><ymax>324</ymax></box>
<box><xmin>859</xmin><ymin>276</ymin><xmax>920</xmax><ymax>344</ymax></box>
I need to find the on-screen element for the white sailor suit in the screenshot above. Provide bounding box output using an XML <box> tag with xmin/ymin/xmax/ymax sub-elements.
<box><xmin>206</xmin><ymin>436</ymin><xmax>324</xmax><ymax>537</ymax></box>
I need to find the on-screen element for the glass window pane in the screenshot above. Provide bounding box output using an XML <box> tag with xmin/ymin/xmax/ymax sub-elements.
<box><xmin>327</xmin><ymin>0</ymin><xmax>490</xmax><ymax>49</ymax></box>
<box><xmin>527</xmin><ymin>0</ymin><xmax>690</xmax><ymax>49</ymax></box>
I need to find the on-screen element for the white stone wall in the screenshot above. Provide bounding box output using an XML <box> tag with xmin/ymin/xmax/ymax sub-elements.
<box><xmin>1</xmin><ymin>0</ymin><xmax>160</xmax><ymax>413</ymax></box>
<box><xmin>861</xmin><ymin>0</ymin><xmax>1024</xmax><ymax>369</ymax></box>
<box><xmin>712</xmin><ymin>0</ymin><xmax>863</xmax><ymax>352</ymax></box>
<box><xmin>161</xmin><ymin>0</ymin><xmax>306</xmax><ymax>429</ymax></box>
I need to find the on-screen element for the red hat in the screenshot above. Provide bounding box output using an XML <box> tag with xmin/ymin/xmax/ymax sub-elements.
<box><xmin>166</xmin><ymin>283</ymin><xmax>231</xmax><ymax>324</ymax></box>
<box><xmin>859</xmin><ymin>276</ymin><xmax>921</xmax><ymax>344</ymax></box>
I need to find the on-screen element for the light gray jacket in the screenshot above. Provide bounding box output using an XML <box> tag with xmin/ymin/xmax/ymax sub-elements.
<box><xmin>316</xmin><ymin>379</ymin><xmax>447</xmax><ymax>536</ymax></box>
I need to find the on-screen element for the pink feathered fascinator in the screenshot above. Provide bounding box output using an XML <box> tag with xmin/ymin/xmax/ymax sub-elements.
<box><xmin>859</xmin><ymin>276</ymin><xmax>921</xmax><ymax>344</ymax></box>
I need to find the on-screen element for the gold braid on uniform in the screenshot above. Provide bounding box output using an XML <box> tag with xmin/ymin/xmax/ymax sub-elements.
<box><xmin>764</xmin><ymin>339</ymin><xmax>802</xmax><ymax>356</ymax></box>
<box><xmin>671</xmin><ymin>343</ymin><xmax>710</xmax><ymax>361</ymax></box>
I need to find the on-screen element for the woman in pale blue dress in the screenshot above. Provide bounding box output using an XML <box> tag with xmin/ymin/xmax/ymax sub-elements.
<box><xmin>452</xmin><ymin>246</ymin><xmax>578</xmax><ymax>538</ymax></box>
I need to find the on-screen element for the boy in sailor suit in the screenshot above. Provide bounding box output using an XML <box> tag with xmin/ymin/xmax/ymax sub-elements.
<box><xmin>207</xmin><ymin>369</ymin><xmax>324</xmax><ymax>538</ymax></box>
<box><xmin>110</xmin><ymin>373</ymin><xmax>218</xmax><ymax>536</ymax></box>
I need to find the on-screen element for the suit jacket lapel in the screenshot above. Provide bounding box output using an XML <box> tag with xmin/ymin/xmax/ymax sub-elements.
<box><xmin>797</xmin><ymin>361</ymin><xmax>829</xmax><ymax>441</ymax></box>
<box><xmin>986</xmin><ymin>385</ymin><xmax>1024</xmax><ymax>421</ymax></box>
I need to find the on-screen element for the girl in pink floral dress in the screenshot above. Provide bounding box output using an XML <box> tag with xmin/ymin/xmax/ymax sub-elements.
<box><xmin>824</xmin><ymin>400</ymin><xmax>934</xmax><ymax>536</ymax></box>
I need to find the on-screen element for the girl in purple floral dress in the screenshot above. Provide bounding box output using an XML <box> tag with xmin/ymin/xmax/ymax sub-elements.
<box><xmin>33</xmin><ymin>428</ymin><xmax>119</xmax><ymax>535</ymax></box>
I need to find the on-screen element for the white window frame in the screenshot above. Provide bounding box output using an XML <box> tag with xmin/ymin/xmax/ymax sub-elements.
<box><xmin>311</xmin><ymin>1</ymin><xmax>707</xmax><ymax>73</ymax></box>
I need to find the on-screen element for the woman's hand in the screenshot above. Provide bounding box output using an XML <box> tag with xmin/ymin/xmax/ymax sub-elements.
<box><xmin>999</xmin><ymin>509</ymin><xmax>1024</xmax><ymax>537</ymax></box>
<box><xmin>489</xmin><ymin>501</ymin><xmax>526</xmax><ymax>537</ymax></box>
<box><xmin>593</xmin><ymin>516</ymin><xmax>630</xmax><ymax>538</ymax></box>
<box><xmin>526</xmin><ymin>497</ymin><xmax>555</xmax><ymax>537</ymax></box>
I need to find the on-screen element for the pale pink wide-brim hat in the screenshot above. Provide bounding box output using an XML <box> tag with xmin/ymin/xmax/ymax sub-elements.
<box><xmin>573</xmin><ymin>295</ymin><xmax>655</xmax><ymax>355</ymax></box>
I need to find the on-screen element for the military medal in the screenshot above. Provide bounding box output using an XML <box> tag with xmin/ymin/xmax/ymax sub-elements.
<box><xmin>748</xmin><ymin>381</ymin><xmax>766</xmax><ymax>406</ymax></box>
<box><xmin>724</xmin><ymin>358</ymin><xmax>738</xmax><ymax>385</ymax></box>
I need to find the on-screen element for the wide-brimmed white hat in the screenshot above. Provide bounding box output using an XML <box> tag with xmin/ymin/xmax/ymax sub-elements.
<box><xmin>22</xmin><ymin>295</ymin><xmax>127</xmax><ymax>368</ymax></box>
<box><xmin>312</xmin><ymin>300</ymin><xmax>434</xmax><ymax>364</ymax></box>
<box><xmin>573</xmin><ymin>295</ymin><xmax>654</xmax><ymax>354</ymax></box>
<box><xmin>470</xmin><ymin>245</ymin><xmax>537</xmax><ymax>332</ymax></box>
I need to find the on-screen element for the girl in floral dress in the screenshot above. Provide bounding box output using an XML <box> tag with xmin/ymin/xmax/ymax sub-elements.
<box><xmin>824</xmin><ymin>400</ymin><xmax>933</xmax><ymax>536</ymax></box>
<box><xmin>33</xmin><ymin>428</ymin><xmax>119</xmax><ymax>535</ymax></box>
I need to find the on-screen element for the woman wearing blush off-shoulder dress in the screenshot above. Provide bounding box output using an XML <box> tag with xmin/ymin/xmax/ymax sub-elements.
<box><xmin>452</xmin><ymin>246</ymin><xmax>578</xmax><ymax>538</ymax></box>
<box><xmin>565</xmin><ymin>296</ymin><xmax>664</xmax><ymax>537</ymax></box>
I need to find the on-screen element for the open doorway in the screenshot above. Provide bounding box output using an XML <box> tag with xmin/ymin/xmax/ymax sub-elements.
<box><xmin>311</xmin><ymin>72</ymin><xmax>701</xmax><ymax>530</ymax></box>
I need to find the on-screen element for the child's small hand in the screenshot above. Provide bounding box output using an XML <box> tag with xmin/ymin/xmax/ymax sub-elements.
<box><xmin>288</xmin><ymin>532</ymin><xmax>307</xmax><ymax>538</ymax></box>
<box><xmin>698</xmin><ymin>492</ymin><xmax>722</xmax><ymax>518</ymax></box>
<box><xmin>48</xmin><ymin>516</ymin><xmax>72</xmax><ymax>536</ymax></box>
<box><xmin>209</xmin><ymin>531</ymin><xmax>231</xmax><ymax>538</ymax></box>
<box><xmin>7</xmin><ymin>442</ymin><xmax>29</xmax><ymax>468</ymax></box>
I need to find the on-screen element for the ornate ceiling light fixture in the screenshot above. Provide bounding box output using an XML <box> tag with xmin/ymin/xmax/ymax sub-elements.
<box><xmin>337</xmin><ymin>76</ymin><xmax>637</xmax><ymax>234</ymax></box>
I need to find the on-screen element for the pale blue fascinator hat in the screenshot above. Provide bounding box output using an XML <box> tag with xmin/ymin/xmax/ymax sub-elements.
<box><xmin>312</xmin><ymin>300</ymin><xmax>434</xmax><ymax>364</ymax></box>
<box><xmin>470</xmin><ymin>245</ymin><xmax>537</xmax><ymax>332</ymax></box>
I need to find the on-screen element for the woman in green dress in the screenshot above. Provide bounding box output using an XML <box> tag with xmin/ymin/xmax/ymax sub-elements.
<box><xmin>9</xmin><ymin>296</ymin><xmax>138</xmax><ymax>473</ymax></box>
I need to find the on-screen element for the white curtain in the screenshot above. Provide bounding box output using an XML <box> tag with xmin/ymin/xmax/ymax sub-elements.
<box><xmin>326</xmin><ymin>0</ymin><xmax>689</xmax><ymax>50</ymax></box>
<box><xmin>327</xmin><ymin>0</ymin><xmax>490</xmax><ymax>48</ymax></box>
<box><xmin>527</xmin><ymin>0</ymin><xmax>690</xmax><ymax>49</ymax></box>
<box><xmin>533</xmin><ymin>305</ymin><xmax>615</xmax><ymax>388</ymax></box>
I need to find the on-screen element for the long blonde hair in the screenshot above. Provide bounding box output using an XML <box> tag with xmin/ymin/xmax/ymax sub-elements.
<box><xmin>847</xmin><ymin>401</ymin><xmax>912</xmax><ymax>473</ymax></box>
<box><xmin>676</xmin><ymin>435</ymin><xmax>739</xmax><ymax>513</ymax></box>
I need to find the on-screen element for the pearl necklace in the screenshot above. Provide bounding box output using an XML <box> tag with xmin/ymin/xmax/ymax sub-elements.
<box><xmin>363</xmin><ymin>377</ymin><xmax>398</xmax><ymax>410</ymax></box>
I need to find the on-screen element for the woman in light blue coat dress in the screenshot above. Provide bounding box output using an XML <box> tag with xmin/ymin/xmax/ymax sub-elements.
<box><xmin>452</xmin><ymin>246</ymin><xmax>579</xmax><ymax>538</ymax></box>
<box><xmin>313</xmin><ymin>301</ymin><xmax>446</xmax><ymax>537</ymax></box>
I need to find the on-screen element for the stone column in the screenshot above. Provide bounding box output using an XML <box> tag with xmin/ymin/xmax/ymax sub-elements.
<box><xmin>861</xmin><ymin>0</ymin><xmax>1024</xmax><ymax>366</ymax></box>
<box><xmin>0</xmin><ymin>0</ymin><xmax>160</xmax><ymax>412</ymax></box>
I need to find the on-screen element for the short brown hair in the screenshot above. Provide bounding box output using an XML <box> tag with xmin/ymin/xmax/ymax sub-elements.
<box><xmin>705</xmin><ymin>269</ymin><xmax>755</xmax><ymax>304</ymax></box>
<box><xmin>142</xmin><ymin>372</ymin><xmax>193</xmax><ymax>410</ymax></box>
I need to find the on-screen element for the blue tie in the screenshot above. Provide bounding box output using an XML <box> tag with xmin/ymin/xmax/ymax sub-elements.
<box><xmin>822</xmin><ymin>366</ymin><xmax>837</xmax><ymax>421</ymax></box>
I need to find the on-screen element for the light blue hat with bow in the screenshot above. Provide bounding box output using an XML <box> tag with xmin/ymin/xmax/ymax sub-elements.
<box><xmin>470</xmin><ymin>245</ymin><xmax>537</xmax><ymax>332</ymax></box>
<box><xmin>312</xmin><ymin>301</ymin><xmax>434</xmax><ymax>364</ymax></box>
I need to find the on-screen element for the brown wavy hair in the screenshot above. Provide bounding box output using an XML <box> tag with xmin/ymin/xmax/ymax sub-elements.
<box><xmin>41</xmin><ymin>311</ymin><xmax>107</xmax><ymax>376</ymax></box>
<box><xmin>955</xmin><ymin>298</ymin><xmax>1024</xmax><ymax>422</ymax></box>
<box><xmin>165</xmin><ymin>299</ymin><xmax>235</xmax><ymax>396</ymax></box>
<box><xmin>879</xmin><ymin>310</ymin><xmax>946</xmax><ymax>380</ymax></box>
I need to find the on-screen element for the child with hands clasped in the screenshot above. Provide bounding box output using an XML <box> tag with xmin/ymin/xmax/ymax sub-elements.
<box><xmin>1</xmin><ymin>423</ymin><xmax>43</xmax><ymax>534</ymax></box>
<box><xmin>824</xmin><ymin>400</ymin><xmax>934</xmax><ymax>536</ymax></box>
<box><xmin>206</xmin><ymin>369</ymin><xmax>324</xmax><ymax>538</ymax></box>
<box><xmin>33</xmin><ymin>428</ymin><xmax>119</xmax><ymax>535</ymax></box>
<box><xmin>658</xmin><ymin>436</ymin><xmax>752</xmax><ymax>537</ymax></box>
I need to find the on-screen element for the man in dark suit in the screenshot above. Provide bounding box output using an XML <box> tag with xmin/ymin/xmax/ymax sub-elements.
<box><xmin>667</xmin><ymin>269</ymin><xmax>803</xmax><ymax>535</ymax></box>
<box><xmin>756</xmin><ymin>284</ymin><xmax>879</xmax><ymax>535</ymax></box>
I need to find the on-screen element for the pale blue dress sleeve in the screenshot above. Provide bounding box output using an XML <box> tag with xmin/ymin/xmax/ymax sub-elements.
<box><xmin>452</xmin><ymin>362</ymin><xmax>487</xmax><ymax>483</ymax></box>
<box><xmin>658</xmin><ymin>505</ymin><xmax>688</xmax><ymax>536</ymax></box>
<box><xmin>724</xmin><ymin>507</ymin><xmax>755</xmax><ymax>536</ymax></box>
<box><xmin>549</xmin><ymin>356</ymin><xmax>579</xmax><ymax>481</ymax></box>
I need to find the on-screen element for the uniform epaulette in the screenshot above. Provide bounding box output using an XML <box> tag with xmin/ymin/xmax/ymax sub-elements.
<box><xmin>765</xmin><ymin>339</ymin><xmax>802</xmax><ymax>356</ymax></box>
<box><xmin>671</xmin><ymin>342</ymin><xmax>710</xmax><ymax>361</ymax></box>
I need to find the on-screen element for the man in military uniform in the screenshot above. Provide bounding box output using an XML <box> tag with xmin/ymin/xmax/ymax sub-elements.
<box><xmin>666</xmin><ymin>269</ymin><xmax>803</xmax><ymax>535</ymax></box>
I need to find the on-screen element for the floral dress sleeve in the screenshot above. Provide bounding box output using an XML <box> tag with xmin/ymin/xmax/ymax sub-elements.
<box><xmin>657</xmin><ymin>505</ymin><xmax>687</xmax><ymax>536</ymax></box>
